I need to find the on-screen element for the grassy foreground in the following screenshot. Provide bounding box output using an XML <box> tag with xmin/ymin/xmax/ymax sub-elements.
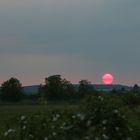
<box><xmin>0</xmin><ymin>93</ymin><xmax>140</xmax><ymax>140</ymax></box>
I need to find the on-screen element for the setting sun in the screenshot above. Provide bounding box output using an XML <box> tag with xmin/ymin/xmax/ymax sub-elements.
<box><xmin>102</xmin><ymin>73</ymin><xmax>114</xmax><ymax>84</ymax></box>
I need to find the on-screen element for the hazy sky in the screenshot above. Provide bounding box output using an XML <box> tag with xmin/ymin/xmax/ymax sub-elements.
<box><xmin>0</xmin><ymin>0</ymin><xmax>140</xmax><ymax>86</ymax></box>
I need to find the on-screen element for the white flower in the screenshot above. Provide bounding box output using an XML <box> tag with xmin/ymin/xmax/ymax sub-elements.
<box><xmin>4</xmin><ymin>129</ymin><xmax>16</xmax><ymax>136</ymax></box>
<box><xmin>115</xmin><ymin>127</ymin><xmax>120</xmax><ymax>131</ymax></box>
<box><xmin>56</xmin><ymin>114</ymin><xmax>60</xmax><ymax>118</ymax></box>
<box><xmin>113</xmin><ymin>109</ymin><xmax>119</xmax><ymax>114</ymax></box>
<box><xmin>77</xmin><ymin>113</ymin><xmax>85</xmax><ymax>120</ymax></box>
<box><xmin>63</xmin><ymin>122</ymin><xmax>66</xmax><ymax>126</ymax></box>
<box><xmin>4</xmin><ymin>131</ymin><xmax>8</xmax><ymax>136</ymax></box>
<box><xmin>52</xmin><ymin>132</ymin><xmax>57</xmax><ymax>136</ymax></box>
<box><xmin>98</xmin><ymin>96</ymin><xmax>104</xmax><ymax>101</ymax></box>
<box><xmin>21</xmin><ymin>115</ymin><xmax>26</xmax><ymax>121</ymax></box>
<box><xmin>44</xmin><ymin>136</ymin><xmax>48</xmax><ymax>140</ymax></box>
<box><xmin>129</xmin><ymin>127</ymin><xmax>133</xmax><ymax>131</ymax></box>
<box><xmin>7</xmin><ymin>129</ymin><xmax>16</xmax><ymax>133</ymax></box>
<box><xmin>53</xmin><ymin>117</ymin><xmax>57</xmax><ymax>121</ymax></box>
<box><xmin>84</xmin><ymin>136</ymin><xmax>90</xmax><ymax>139</ymax></box>
<box><xmin>72</xmin><ymin>115</ymin><xmax>76</xmax><ymax>119</ymax></box>
<box><xmin>95</xmin><ymin>137</ymin><xmax>99</xmax><ymax>140</ymax></box>
<box><xmin>102</xmin><ymin>120</ymin><xmax>107</xmax><ymax>125</ymax></box>
<box><xmin>122</xmin><ymin>115</ymin><xmax>126</xmax><ymax>119</ymax></box>
<box><xmin>22</xmin><ymin>125</ymin><xmax>26</xmax><ymax>130</ymax></box>
<box><xmin>60</xmin><ymin>126</ymin><xmax>64</xmax><ymax>129</ymax></box>
<box><xmin>60</xmin><ymin>122</ymin><xmax>66</xmax><ymax>129</ymax></box>
<box><xmin>52</xmin><ymin>114</ymin><xmax>60</xmax><ymax>121</ymax></box>
<box><xmin>86</xmin><ymin>120</ymin><xmax>92</xmax><ymax>127</ymax></box>
<box><xmin>29</xmin><ymin>134</ymin><xmax>34</xmax><ymax>138</ymax></box>
<box><xmin>102</xmin><ymin>134</ymin><xmax>109</xmax><ymax>139</ymax></box>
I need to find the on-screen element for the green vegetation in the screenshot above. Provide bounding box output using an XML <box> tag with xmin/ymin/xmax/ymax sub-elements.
<box><xmin>0</xmin><ymin>78</ymin><xmax>23</xmax><ymax>102</ymax></box>
<box><xmin>44</xmin><ymin>75</ymin><xmax>76</xmax><ymax>100</ymax></box>
<box><xmin>0</xmin><ymin>75</ymin><xmax>140</xmax><ymax>140</ymax></box>
<box><xmin>0</xmin><ymin>93</ymin><xmax>139</xmax><ymax>140</ymax></box>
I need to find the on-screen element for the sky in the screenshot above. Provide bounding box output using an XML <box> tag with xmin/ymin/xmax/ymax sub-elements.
<box><xmin>0</xmin><ymin>0</ymin><xmax>140</xmax><ymax>86</ymax></box>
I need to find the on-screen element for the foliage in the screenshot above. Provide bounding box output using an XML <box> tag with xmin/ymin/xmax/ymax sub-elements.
<box><xmin>0</xmin><ymin>93</ymin><xmax>140</xmax><ymax>140</ymax></box>
<box><xmin>44</xmin><ymin>75</ymin><xmax>76</xmax><ymax>100</ymax></box>
<box><xmin>132</xmin><ymin>84</ymin><xmax>140</xmax><ymax>93</ymax></box>
<box><xmin>0</xmin><ymin>76</ymin><xmax>140</xmax><ymax>139</ymax></box>
<box><xmin>78</xmin><ymin>80</ymin><xmax>94</xmax><ymax>97</ymax></box>
<box><xmin>0</xmin><ymin>78</ymin><xmax>23</xmax><ymax>102</ymax></box>
<box><xmin>82</xmin><ymin>94</ymin><xmax>133</xmax><ymax>140</ymax></box>
<box><xmin>122</xmin><ymin>92</ymin><xmax>140</xmax><ymax>107</ymax></box>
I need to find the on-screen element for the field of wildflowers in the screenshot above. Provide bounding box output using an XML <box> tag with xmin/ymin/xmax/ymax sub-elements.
<box><xmin>0</xmin><ymin>93</ymin><xmax>140</xmax><ymax>140</ymax></box>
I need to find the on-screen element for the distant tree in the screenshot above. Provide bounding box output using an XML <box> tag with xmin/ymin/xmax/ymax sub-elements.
<box><xmin>44</xmin><ymin>75</ymin><xmax>75</xmax><ymax>100</ymax></box>
<box><xmin>0</xmin><ymin>77</ymin><xmax>23</xmax><ymax>102</ymax></box>
<box><xmin>61</xmin><ymin>79</ymin><xmax>76</xmax><ymax>99</ymax></box>
<box><xmin>45</xmin><ymin>75</ymin><xmax>63</xmax><ymax>100</ymax></box>
<box><xmin>132</xmin><ymin>84</ymin><xmax>140</xmax><ymax>93</ymax></box>
<box><xmin>78</xmin><ymin>80</ymin><xmax>94</xmax><ymax>97</ymax></box>
<box><xmin>111</xmin><ymin>87</ymin><xmax>126</xmax><ymax>94</ymax></box>
<box><xmin>38</xmin><ymin>84</ymin><xmax>45</xmax><ymax>97</ymax></box>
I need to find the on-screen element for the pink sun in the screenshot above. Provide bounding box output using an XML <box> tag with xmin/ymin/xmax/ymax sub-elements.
<box><xmin>102</xmin><ymin>73</ymin><xmax>114</xmax><ymax>84</ymax></box>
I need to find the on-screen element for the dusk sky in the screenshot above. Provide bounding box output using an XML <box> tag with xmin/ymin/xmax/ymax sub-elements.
<box><xmin>0</xmin><ymin>0</ymin><xmax>140</xmax><ymax>86</ymax></box>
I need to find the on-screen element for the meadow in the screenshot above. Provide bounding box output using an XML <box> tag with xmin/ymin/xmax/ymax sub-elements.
<box><xmin>0</xmin><ymin>93</ymin><xmax>140</xmax><ymax>140</ymax></box>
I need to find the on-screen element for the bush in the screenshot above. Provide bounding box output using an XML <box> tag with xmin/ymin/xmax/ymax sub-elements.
<box><xmin>122</xmin><ymin>93</ymin><xmax>140</xmax><ymax>107</ymax></box>
<box><xmin>81</xmin><ymin>94</ymin><xmax>133</xmax><ymax>140</ymax></box>
<box><xmin>0</xmin><ymin>94</ymin><xmax>138</xmax><ymax>140</ymax></box>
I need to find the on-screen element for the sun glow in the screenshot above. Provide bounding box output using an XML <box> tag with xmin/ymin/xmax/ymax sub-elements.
<box><xmin>102</xmin><ymin>73</ymin><xmax>114</xmax><ymax>84</ymax></box>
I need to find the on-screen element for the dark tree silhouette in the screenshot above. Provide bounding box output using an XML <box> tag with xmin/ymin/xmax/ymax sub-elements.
<box><xmin>132</xmin><ymin>84</ymin><xmax>140</xmax><ymax>93</ymax></box>
<box><xmin>0</xmin><ymin>77</ymin><xmax>23</xmax><ymax>102</ymax></box>
<box><xmin>79</xmin><ymin>80</ymin><xmax>94</xmax><ymax>96</ymax></box>
<box><xmin>44</xmin><ymin>75</ymin><xmax>75</xmax><ymax>100</ymax></box>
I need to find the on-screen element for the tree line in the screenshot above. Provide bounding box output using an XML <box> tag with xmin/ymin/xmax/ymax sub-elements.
<box><xmin>0</xmin><ymin>75</ymin><xmax>140</xmax><ymax>102</ymax></box>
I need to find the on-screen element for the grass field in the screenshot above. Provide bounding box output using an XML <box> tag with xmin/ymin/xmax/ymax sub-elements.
<box><xmin>0</xmin><ymin>94</ymin><xmax>140</xmax><ymax>140</ymax></box>
<box><xmin>0</xmin><ymin>101</ymin><xmax>79</xmax><ymax>124</ymax></box>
